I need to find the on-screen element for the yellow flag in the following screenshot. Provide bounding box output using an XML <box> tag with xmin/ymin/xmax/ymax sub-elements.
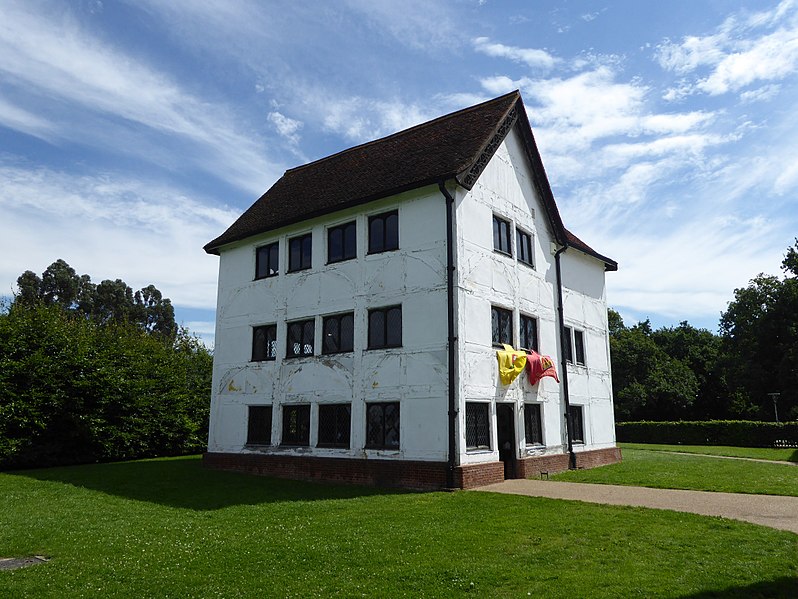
<box><xmin>496</xmin><ymin>344</ymin><xmax>527</xmax><ymax>385</ymax></box>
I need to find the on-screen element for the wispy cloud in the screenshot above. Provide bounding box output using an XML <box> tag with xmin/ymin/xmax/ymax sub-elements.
<box><xmin>473</xmin><ymin>37</ymin><xmax>558</xmax><ymax>70</ymax></box>
<box><xmin>0</xmin><ymin>97</ymin><xmax>56</xmax><ymax>141</ymax></box>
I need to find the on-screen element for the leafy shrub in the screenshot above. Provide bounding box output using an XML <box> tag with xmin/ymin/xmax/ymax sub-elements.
<box><xmin>616</xmin><ymin>420</ymin><xmax>798</xmax><ymax>447</ymax></box>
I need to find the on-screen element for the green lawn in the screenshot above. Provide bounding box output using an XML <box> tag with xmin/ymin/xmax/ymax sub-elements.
<box><xmin>554</xmin><ymin>448</ymin><xmax>798</xmax><ymax>496</ymax></box>
<box><xmin>621</xmin><ymin>442</ymin><xmax>798</xmax><ymax>462</ymax></box>
<box><xmin>1</xmin><ymin>456</ymin><xmax>796</xmax><ymax>597</ymax></box>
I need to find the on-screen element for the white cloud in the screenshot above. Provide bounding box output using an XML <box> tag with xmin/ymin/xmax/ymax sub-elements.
<box><xmin>739</xmin><ymin>83</ymin><xmax>781</xmax><ymax>103</ymax></box>
<box><xmin>268</xmin><ymin>111</ymin><xmax>303</xmax><ymax>145</ymax></box>
<box><xmin>315</xmin><ymin>95</ymin><xmax>433</xmax><ymax>143</ymax></box>
<box><xmin>473</xmin><ymin>37</ymin><xmax>558</xmax><ymax>70</ymax></box>
<box><xmin>0</xmin><ymin>97</ymin><xmax>56</xmax><ymax>141</ymax></box>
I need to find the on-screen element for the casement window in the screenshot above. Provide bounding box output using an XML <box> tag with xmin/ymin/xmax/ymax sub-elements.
<box><xmin>255</xmin><ymin>242</ymin><xmax>279</xmax><ymax>279</ymax></box>
<box><xmin>516</xmin><ymin>229</ymin><xmax>534</xmax><ymax>267</ymax></box>
<box><xmin>322</xmin><ymin>312</ymin><xmax>354</xmax><ymax>354</ymax></box>
<box><xmin>281</xmin><ymin>404</ymin><xmax>310</xmax><ymax>446</ymax></box>
<box><xmin>365</xmin><ymin>402</ymin><xmax>400</xmax><ymax>450</ymax></box>
<box><xmin>569</xmin><ymin>405</ymin><xmax>585</xmax><ymax>444</ymax></box>
<box><xmin>491</xmin><ymin>306</ymin><xmax>513</xmax><ymax>347</ymax></box>
<box><xmin>492</xmin><ymin>215</ymin><xmax>512</xmax><ymax>256</ymax></box>
<box><xmin>328</xmin><ymin>221</ymin><xmax>357</xmax><ymax>264</ymax></box>
<box><xmin>246</xmin><ymin>405</ymin><xmax>272</xmax><ymax>445</ymax></box>
<box><xmin>563</xmin><ymin>326</ymin><xmax>586</xmax><ymax>366</ymax></box>
<box><xmin>317</xmin><ymin>403</ymin><xmax>351</xmax><ymax>448</ymax></box>
<box><xmin>286</xmin><ymin>319</ymin><xmax>315</xmax><ymax>358</ymax></box>
<box><xmin>252</xmin><ymin>324</ymin><xmax>277</xmax><ymax>361</ymax></box>
<box><xmin>288</xmin><ymin>232</ymin><xmax>312</xmax><ymax>272</ymax></box>
<box><xmin>524</xmin><ymin>403</ymin><xmax>543</xmax><ymax>446</ymax></box>
<box><xmin>368</xmin><ymin>305</ymin><xmax>402</xmax><ymax>349</ymax></box>
<box><xmin>368</xmin><ymin>210</ymin><xmax>399</xmax><ymax>254</ymax></box>
<box><xmin>519</xmin><ymin>314</ymin><xmax>538</xmax><ymax>352</ymax></box>
<box><xmin>465</xmin><ymin>402</ymin><xmax>491</xmax><ymax>451</ymax></box>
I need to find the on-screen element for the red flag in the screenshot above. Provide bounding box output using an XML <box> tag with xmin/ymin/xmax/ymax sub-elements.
<box><xmin>526</xmin><ymin>351</ymin><xmax>560</xmax><ymax>385</ymax></box>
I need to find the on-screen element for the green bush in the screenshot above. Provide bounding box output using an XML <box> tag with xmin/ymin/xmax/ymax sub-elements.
<box><xmin>616</xmin><ymin>420</ymin><xmax>798</xmax><ymax>447</ymax></box>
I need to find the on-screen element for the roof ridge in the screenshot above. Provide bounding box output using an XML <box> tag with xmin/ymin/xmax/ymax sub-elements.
<box><xmin>284</xmin><ymin>90</ymin><xmax>521</xmax><ymax>175</ymax></box>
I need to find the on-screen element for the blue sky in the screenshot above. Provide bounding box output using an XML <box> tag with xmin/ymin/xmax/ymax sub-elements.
<box><xmin>2</xmin><ymin>0</ymin><xmax>798</xmax><ymax>345</ymax></box>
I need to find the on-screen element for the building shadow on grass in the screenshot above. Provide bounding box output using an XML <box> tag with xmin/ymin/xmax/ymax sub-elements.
<box><xmin>14</xmin><ymin>455</ymin><xmax>408</xmax><ymax>510</ymax></box>
<box><xmin>679</xmin><ymin>576</ymin><xmax>798</xmax><ymax>598</ymax></box>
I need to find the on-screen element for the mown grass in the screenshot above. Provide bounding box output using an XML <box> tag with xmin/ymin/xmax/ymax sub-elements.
<box><xmin>1</xmin><ymin>456</ymin><xmax>796</xmax><ymax>597</ymax></box>
<box><xmin>555</xmin><ymin>448</ymin><xmax>798</xmax><ymax>496</ymax></box>
<box><xmin>621</xmin><ymin>442</ymin><xmax>798</xmax><ymax>462</ymax></box>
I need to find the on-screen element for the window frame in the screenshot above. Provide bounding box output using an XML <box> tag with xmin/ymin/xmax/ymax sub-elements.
<box><xmin>367</xmin><ymin>210</ymin><xmax>399</xmax><ymax>254</ymax></box>
<box><xmin>365</xmin><ymin>402</ymin><xmax>400</xmax><ymax>450</ymax></box>
<box><xmin>516</xmin><ymin>228</ymin><xmax>534</xmax><ymax>268</ymax></box>
<box><xmin>285</xmin><ymin>318</ymin><xmax>315</xmax><ymax>358</ymax></box>
<box><xmin>491</xmin><ymin>305</ymin><xmax>513</xmax><ymax>347</ymax></box>
<box><xmin>563</xmin><ymin>325</ymin><xmax>574</xmax><ymax>364</ymax></box>
<box><xmin>524</xmin><ymin>403</ymin><xmax>543</xmax><ymax>447</ymax></box>
<box><xmin>492</xmin><ymin>214</ymin><xmax>512</xmax><ymax>256</ymax></box>
<box><xmin>255</xmin><ymin>241</ymin><xmax>279</xmax><ymax>280</ymax></box>
<box><xmin>246</xmin><ymin>405</ymin><xmax>273</xmax><ymax>446</ymax></box>
<box><xmin>569</xmin><ymin>405</ymin><xmax>585</xmax><ymax>444</ymax></box>
<box><xmin>317</xmin><ymin>403</ymin><xmax>352</xmax><ymax>449</ymax></box>
<box><xmin>367</xmin><ymin>305</ymin><xmax>402</xmax><ymax>350</ymax></box>
<box><xmin>322</xmin><ymin>312</ymin><xmax>355</xmax><ymax>355</ymax></box>
<box><xmin>287</xmin><ymin>232</ymin><xmax>312</xmax><ymax>273</ymax></box>
<box><xmin>465</xmin><ymin>402</ymin><xmax>491</xmax><ymax>451</ymax></box>
<box><xmin>574</xmin><ymin>329</ymin><xmax>586</xmax><ymax>366</ymax></box>
<box><xmin>251</xmin><ymin>324</ymin><xmax>277</xmax><ymax>362</ymax></box>
<box><xmin>327</xmin><ymin>221</ymin><xmax>357</xmax><ymax>264</ymax></box>
<box><xmin>281</xmin><ymin>404</ymin><xmax>311</xmax><ymax>447</ymax></box>
<box><xmin>519</xmin><ymin>314</ymin><xmax>538</xmax><ymax>352</ymax></box>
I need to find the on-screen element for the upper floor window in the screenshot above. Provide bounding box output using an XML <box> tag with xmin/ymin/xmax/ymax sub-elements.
<box><xmin>491</xmin><ymin>306</ymin><xmax>513</xmax><ymax>347</ymax></box>
<box><xmin>322</xmin><ymin>312</ymin><xmax>354</xmax><ymax>354</ymax></box>
<box><xmin>563</xmin><ymin>326</ymin><xmax>586</xmax><ymax>366</ymax></box>
<box><xmin>252</xmin><ymin>324</ymin><xmax>277</xmax><ymax>361</ymax></box>
<box><xmin>328</xmin><ymin>221</ymin><xmax>356</xmax><ymax>264</ymax></box>
<box><xmin>288</xmin><ymin>233</ymin><xmax>312</xmax><ymax>272</ymax></box>
<box><xmin>255</xmin><ymin>242</ymin><xmax>279</xmax><ymax>279</ymax></box>
<box><xmin>246</xmin><ymin>405</ymin><xmax>272</xmax><ymax>445</ymax></box>
<box><xmin>516</xmin><ymin>229</ymin><xmax>534</xmax><ymax>267</ymax></box>
<box><xmin>282</xmin><ymin>404</ymin><xmax>310</xmax><ymax>446</ymax></box>
<box><xmin>366</xmin><ymin>402</ymin><xmax>400</xmax><ymax>450</ymax></box>
<box><xmin>368</xmin><ymin>210</ymin><xmax>399</xmax><ymax>254</ymax></box>
<box><xmin>286</xmin><ymin>318</ymin><xmax>315</xmax><ymax>358</ymax></box>
<box><xmin>493</xmin><ymin>215</ymin><xmax>512</xmax><ymax>256</ymax></box>
<box><xmin>318</xmin><ymin>403</ymin><xmax>351</xmax><ymax>449</ymax></box>
<box><xmin>368</xmin><ymin>305</ymin><xmax>402</xmax><ymax>349</ymax></box>
<box><xmin>519</xmin><ymin>314</ymin><xmax>538</xmax><ymax>352</ymax></box>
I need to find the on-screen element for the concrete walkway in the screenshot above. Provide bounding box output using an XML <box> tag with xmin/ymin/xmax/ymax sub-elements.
<box><xmin>475</xmin><ymin>479</ymin><xmax>798</xmax><ymax>534</ymax></box>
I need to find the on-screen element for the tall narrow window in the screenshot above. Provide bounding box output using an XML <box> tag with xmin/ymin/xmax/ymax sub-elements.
<box><xmin>491</xmin><ymin>306</ymin><xmax>513</xmax><ymax>346</ymax></box>
<box><xmin>328</xmin><ymin>221</ymin><xmax>357</xmax><ymax>263</ymax></box>
<box><xmin>256</xmin><ymin>242</ymin><xmax>279</xmax><ymax>279</ymax></box>
<box><xmin>569</xmin><ymin>405</ymin><xmax>584</xmax><ymax>444</ymax></box>
<box><xmin>368</xmin><ymin>210</ymin><xmax>399</xmax><ymax>254</ymax></box>
<box><xmin>281</xmin><ymin>404</ymin><xmax>310</xmax><ymax>446</ymax></box>
<box><xmin>465</xmin><ymin>403</ymin><xmax>490</xmax><ymax>451</ymax></box>
<box><xmin>524</xmin><ymin>403</ymin><xmax>543</xmax><ymax>446</ymax></box>
<box><xmin>366</xmin><ymin>402</ymin><xmax>400</xmax><ymax>449</ymax></box>
<box><xmin>563</xmin><ymin>326</ymin><xmax>574</xmax><ymax>364</ymax></box>
<box><xmin>247</xmin><ymin>406</ymin><xmax>272</xmax><ymax>445</ymax></box>
<box><xmin>288</xmin><ymin>233</ymin><xmax>312</xmax><ymax>272</ymax></box>
<box><xmin>322</xmin><ymin>312</ymin><xmax>354</xmax><ymax>354</ymax></box>
<box><xmin>318</xmin><ymin>404</ymin><xmax>351</xmax><ymax>448</ymax></box>
<box><xmin>368</xmin><ymin>306</ymin><xmax>402</xmax><ymax>349</ymax></box>
<box><xmin>252</xmin><ymin>324</ymin><xmax>277</xmax><ymax>361</ymax></box>
<box><xmin>286</xmin><ymin>319</ymin><xmax>315</xmax><ymax>358</ymax></box>
<box><xmin>516</xmin><ymin>229</ymin><xmax>533</xmax><ymax>267</ymax></box>
<box><xmin>574</xmin><ymin>330</ymin><xmax>586</xmax><ymax>366</ymax></box>
<box><xmin>519</xmin><ymin>314</ymin><xmax>538</xmax><ymax>352</ymax></box>
<box><xmin>492</xmin><ymin>215</ymin><xmax>512</xmax><ymax>255</ymax></box>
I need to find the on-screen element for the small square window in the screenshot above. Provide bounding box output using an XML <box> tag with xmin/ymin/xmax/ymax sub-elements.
<box><xmin>465</xmin><ymin>403</ymin><xmax>490</xmax><ymax>451</ymax></box>
<box><xmin>288</xmin><ymin>233</ymin><xmax>312</xmax><ymax>272</ymax></box>
<box><xmin>516</xmin><ymin>229</ymin><xmax>533</xmax><ymax>267</ymax></box>
<box><xmin>491</xmin><ymin>306</ymin><xmax>513</xmax><ymax>347</ymax></box>
<box><xmin>574</xmin><ymin>330</ymin><xmax>586</xmax><ymax>366</ymax></box>
<box><xmin>520</xmin><ymin>314</ymin><xmax>538</xmax><ymax>352</ymax></box>
<box><xmin>252</xmin><ymin>324</ymin><xmax>277</xmax><ymax>361</ymax></box>
<box><xmin>492</xmin><ymin>215</ymin><xmax>512</xmax><ymax>256</ymax></box>
<box><xmin>328</xmin><ymin>221</ymin><xmax>357</xmax><ymax>264</ymax></box>
<box><xmin>318</xmin><ymin>404</ymin><xmax>351</xmax><ymax>448</ymax></box>
<box><xmin>524</xmin><ymin>403</ymin><xmax>543</xmax><ymax>446</ymax></box>
<box><xmin>247</xmin><ymin>406</ymin><xmax>272</xmax><ymax>445</ymax></box>
<box><xmin>322</xmin><ymin>312</ymin><xmax>354</xmax><ymax>354</ymax></box>
<box><xmin>365</xmin><ymin>402</ymin><xmax>400</xmax><ymax>449</ymax></box>
<box><xmin>256</xmin><ymin>242</ymin><xmax>279</xmax><ymax>279</ymax></box>
<box><xmin>368</xmin><ymin>306</ymin><xmax>402</xmax><ymax>349</ymax></box>
<box><xmin>282</xmin><ymin>404</ymin><xmax>310</xmax><ymax>446</ymax></box>
<box><xmin>368</xmin><ymin>210</ymin><xmax>399</xmax><ymax>254</ymax></box>
<box><xmin>569</xmin><ymin>405</ymin><xmax>584</xmax><ymax>444</ymax></box>
<box><xmin>286</xmin><ymin>319</ymin><xmax>315</xmax><ymax>358</ymax></box>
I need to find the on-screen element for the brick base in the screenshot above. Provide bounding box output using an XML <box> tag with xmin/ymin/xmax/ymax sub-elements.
<box><xmin>203</xmin><ymin>446</ymin><xmax>622</xmax><ymax>490</ymax></box>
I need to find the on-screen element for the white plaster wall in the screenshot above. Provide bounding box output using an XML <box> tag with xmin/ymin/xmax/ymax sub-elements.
<box><xmin>208</xmin><ymin>188</ymin><xmax>450</xmax><ymax>461</ymax></box>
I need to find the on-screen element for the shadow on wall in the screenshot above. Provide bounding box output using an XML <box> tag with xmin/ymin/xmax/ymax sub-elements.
<box><xmin>12</xmin><ymin>455</ymin><xmax>409</xmax><ymax>511</ymax></box>
<box><xmin>677</xmin><ymin>576</ymin><xmax>798</xmax><ymax>598</ymax></box>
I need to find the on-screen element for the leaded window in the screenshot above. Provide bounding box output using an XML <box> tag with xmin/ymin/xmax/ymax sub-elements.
<box><xmin>246</xmin><ymin>406</ymin><xmax>272</xmax><ymax>445</ymax></box>
<box><xmin>282</xmin><ymin>404</ymin><xmax>310</xmax><ymax>446</ymax></box>
<box><xmin>520</xmin><ymin>314</ymin><xmax>538</xmax><ymax>352</ymax></box>
<box><xmin>524</xmin><ymin>403</ymin><xmax>543</xmax><ymax>446</ymax></box>
<box><xmin>368</xmin><ymin>210</ymin><xmax>399</xmax><ymax>254</ymax></box>
<box><xmin>328</xmin><ymin>221</ymin><xmax>356</xmax><ymax>263</ymax></box>
<box><xmin>252</xmin><ymin>324</ymin><xmax>277</xmax><ymax>361</ymax></box>
<box><xmin>563</xmin><ymin>326</ymin><xmax>574</xmax><ymax>363</ymax></box>
<box><xmin>366</xmin><ymin>402</ymin><xmax>400</xmax><ymax>449</ymax></box>
<box><xmin>492</xmin><ymin>306</ymin><xmax>512</xmax><ymax>347</ymax></box>
<box><xmin>317</xmin><ymin>404</ymin><xmax>351</xmax><ymax>448</ymax></box>
<box><xmin>286</xmin><ymin>319</ymin><xmax>315</xmax><ymax>358</ymax></box>
<box><xmin>569</xmin><ymin>405</ymin><xmax>584</xmax><ymax>444</ymax></box>
<box><xmin>368</xmin><ymin>306</ymin><xmax>402</xmax><ymax>349</ymax></box>
<box><xmin>516</xmin><ymin>229</ymin><xmax>533</xmax><ymax>267</ymax></box>
<box><xmin>322</xmin><ymin>312</ymin><xmax>354</xmax><ymax>354</ymax></box>
<box><xmin>466</xmin><ymin>402</ymin><xmax>490</xmax><ymax>451</ymax></box>
<box><xmin>288</xmin><ymin>232</ymin><xmax>312</xmax><ymax>272</ymax></box>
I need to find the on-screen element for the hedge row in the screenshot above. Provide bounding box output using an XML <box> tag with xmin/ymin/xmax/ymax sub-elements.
<box><xmin>616</xmin><ymin>420</ymin><xmax>798</xmax><ymax>448</ymax></box>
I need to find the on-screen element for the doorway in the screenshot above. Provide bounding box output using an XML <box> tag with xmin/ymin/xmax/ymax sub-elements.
<box><xmin>496</xmin><ymin>403</ymin><xmax>516</xmax><ymax>479</ymax></box>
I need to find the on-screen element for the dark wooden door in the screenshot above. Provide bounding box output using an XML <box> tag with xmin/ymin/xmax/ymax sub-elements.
<box><xmin>496</xmin><ymin>403</ymin><xmax>516</xmax><ymax>479</ymax></box>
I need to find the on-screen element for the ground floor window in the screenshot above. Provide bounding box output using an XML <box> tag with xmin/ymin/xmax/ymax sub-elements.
<box><xmin>465</xmin><ymin>402</ymin><xmax>491</xmax><ymax>450</ymax></box>
<box><xmin>282</xmin><ymin>404</ymin><xmax>310</xmax><ymax>446</ymax></box>
<box><xmin>524</xmin><ymin>403</ymin><xmax>543</xmax><ymax>446</ymax></box>
<box><xmin>365</xmin><ymin>402</ymin><xmax>400</xmax><ymax>449</ymax></box>
<box><xmin>317</xmin><ymin>403</ymin><xmax>351</xmax><ymax>448</ymax></box>
<box><xmin>569</xmin><ymin>405</ymin><xmax>585</xmax><ymax>444</ymax></box>
<box><xmin>246</xmin><ymin>405</ymin><xmax>272</xmax><ymax>445</ymax></box>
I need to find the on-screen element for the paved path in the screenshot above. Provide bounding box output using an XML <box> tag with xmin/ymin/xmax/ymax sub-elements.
<box><xmin>475</xmin><ymin>479</ymin><xmax>798</xmax><ymax>534</ymax></box>
<box><xmin>641</xmin><ymin>449</ymin><xmax>798</xmax><ymax>466</ymax></box>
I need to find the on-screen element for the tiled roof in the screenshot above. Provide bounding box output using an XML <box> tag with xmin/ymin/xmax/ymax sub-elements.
<box><xmin>204</xmin><ymin>91</ymin><xmax>617</xmax><ymax>271</ymax></box>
